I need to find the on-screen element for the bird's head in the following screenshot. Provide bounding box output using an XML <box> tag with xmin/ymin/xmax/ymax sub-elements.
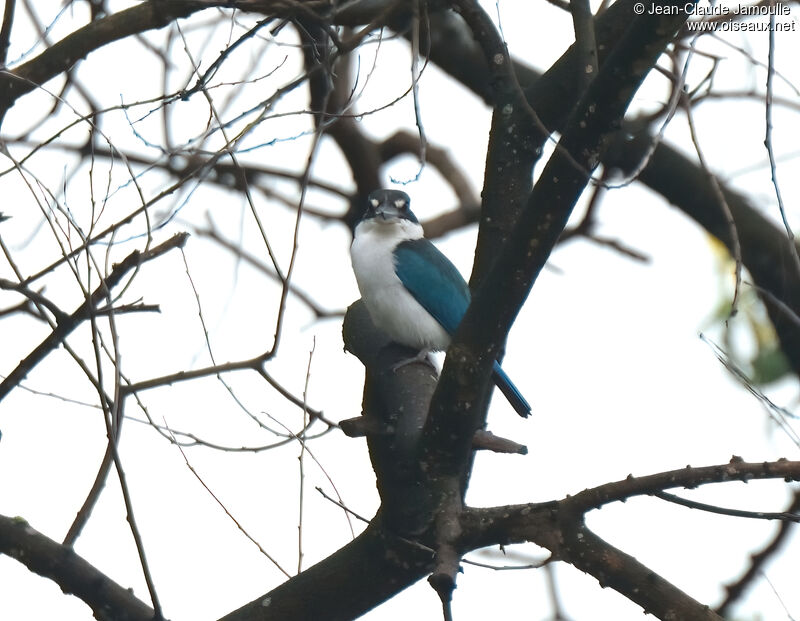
<box><xmin>362</xmin><ymin>189</ymin><xmax>418</xmax><ymax>224</ymax></box>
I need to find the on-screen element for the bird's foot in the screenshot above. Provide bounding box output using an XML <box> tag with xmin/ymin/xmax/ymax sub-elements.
<box><xmin>391</xmin><ymin>349</ymin><xmax>437</xmax><ymax>372</ymax></box>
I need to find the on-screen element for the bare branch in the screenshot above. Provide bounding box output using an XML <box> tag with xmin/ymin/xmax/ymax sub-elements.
<box><xmin>0</xmin><ymin>1</ymin><xmax>206</xmax><ymax>120</ymax></box>
<box><xmin>0</xmin><ymin>232</ymin><xmax>188</xmax><ymax>402</ymax></box>
<box><xmin>0</xmin><ymin>514</ymin><xmax>158</xmax><ymax>621</ymax></box>
<box><xmin>0</xmin><ymin>0</ymin><xmax>16</xmax><ymax>67</ymax></box>
<box><xmin>654</xmin><ymin>490</ymin><xmax>800</xmax><ymax>522</ymax></box>
<box><xmin>569</xmin><ymin>457</ymin><xmax>800</xmax><ymax>513</ymax></box>
<box><xmin>717</xmin><ymin>490</ymin><xmax>800</xmax><ymax>616</ymax></box>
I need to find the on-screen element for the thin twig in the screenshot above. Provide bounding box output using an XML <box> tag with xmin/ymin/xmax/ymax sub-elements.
<box><xmin>168</xmin><ymin>423</ymin><xmax>292</xmax><ymax>578</ymax></box>
<box><xmin>654</xmin><ymin>490</ymin><xmax>800</xmax><ymax>522</ymax></box>
<box><xmin>717</xmin><ymin>491</ymin><xmax>800</xmax><ymax>615</ymax></box>
<box><xmin>700</xmin><ymin>333</ymin><xmax>800</xmax><ymax>448</ymax></box>
<box><xmin>267</xmin><ymin>413</ymin><xmax>355</xmax><ymax>539</ymax></box>
<box><xmin>764</xmin><ymin>0</ymin><xmax>800</xmax><ymax>276</ymax></box>
<box><xmin>297</xmin><ymin>339</ymin><xmax>315</xmax><ymax>573</ymax></box>
<box><xmin>314</xmin><ymin>486</ymin><xmax>370</xmax><ymax>524</ymax></box>
<box><xmin>193</xmin><ymin>217</ymin><xmax>341</xmax><ymax>319</ymax></box>
<box><xmin>682</xmin><ymin>88</ymin><xmax>742</xmax><ymax>316</ymax></box>
<box><xmin>0</xmin><ymin>233</ymin><xmax>188</xmax><ymax>402</ymax></box>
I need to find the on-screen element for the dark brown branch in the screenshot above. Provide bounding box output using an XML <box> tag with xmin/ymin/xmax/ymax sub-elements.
<box><xmin>0</xmin><ymin>514</ymin><xmax>158</xmax><ymax>621</ymax></box>
<box><xmin>558</xmin><ymin>524</ymin><xmax>722</xmax><ymax>621</ymax></box>
<box><xmin>219</xmin><ymin>520</ymin><xmax>433</xmax><ymax>621</ymax></box>
<box><xmin>462</xmin><ymin>459</ymin><xmax>800</xmax><ymax>551</ymax></box>
<box><xmin>342</xmin><ymin>300</ymin><xmax>439</xmax><ymax>533</ymax></box>
<box><xmin>421</xmin><ymin>201</ymin><xmax>482</xmax><ymax>240</ymax></box>
<box><xmin>121</xmin><ymin>356</ymin><xmax>261</xmax><ymax>395</ymax></box>
<box><xmin>0</xmin><ymin>0</ymin><xmax>15</xmax><ymax>67</ymax></box>
<box><xmin>461</xmin><ymin>459</ymin><xmax>800</xmax><ymax>620</ymax></box>
<box><xmin>0</xmin><ymin>279</ymin><xmax>66</xmax><ymax>321</ymax></box>
<box><xmin>0</xmin><ymin>295</ymin><xmax>37</xmax><ymax>318</ymax></box>
<box><xmin>63</xmin><ymin>444</ymin><xmax>115</xmax><ymax>547</ymax></box>
<box><xmin>568</xmin><ymin>457</ymin><xmax>800</xmax><ymax>513</ymax></box>
<box><xmin>4</xmin><ymin>139</ymin><xmax>350</xmax><ymax>200</ymax></box>
<box><xmin>569</xmin><ymin>0</ymin><xmax>598</xmax><ymax>92</ymax></box>
<box><xmin>472</xmin><ymin>429</ymin><xmax>527</xmax><ymax>455</ymax></box>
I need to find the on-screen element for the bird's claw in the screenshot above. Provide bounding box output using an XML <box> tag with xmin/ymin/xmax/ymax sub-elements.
<box><xmin>391</xmin><ymin>349</ymin><xmax>437</xmax><ymax>372</ymax></box>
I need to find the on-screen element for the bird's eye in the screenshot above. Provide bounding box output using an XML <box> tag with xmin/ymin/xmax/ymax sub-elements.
<box><xmin>393</xmin><ymin>199</ymin><xmax>406</xmax><ymax>209</ymax></box>
<box><xmin>370</xmin><ymin>198</ymin><xmax>380</xmax><ymax>208</ymax></box>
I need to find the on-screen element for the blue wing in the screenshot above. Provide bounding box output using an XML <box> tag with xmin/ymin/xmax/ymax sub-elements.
<box><xmin>394</xmin><ymin>239</ymin><xmax>470</xmax><ymax>335</ymax></box>
<box><xmin>394</xmin><ymin>239</ymin><xmax>532</xmax><ymax>417</ymax></box>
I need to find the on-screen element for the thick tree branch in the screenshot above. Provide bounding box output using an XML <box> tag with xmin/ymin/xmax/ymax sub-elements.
<box><xmin>568</xmin><ymin>457</ymin><xmax>800</xmax><ymax>513</ymax></box>
<box><xmin>0</xmin><ymin>0</ymin><xmax>15</xmax><ymax>67</ymax></box>
<box><xmin>427</xmin><ymin>0</ymin><xmax>698</xmax><ymax>477</ymax></box>
<box><xmin>0</xmin><ymin>514</ymin><xmax>157</xmax><ymax>621</ymax></box>
<box><xmin>219</xmin><ymin>519</ymin><xmax>432</xmax><ymax>621</ymax></box>
<box><xmin>462</xmin><ymin>458</ymin><xmax>800</xmax><ymax>550</ymax></box>
<box><xmin>342</xmin><ymin>301</ymin><xmax>440</xmax><ymax>533</ymax></box>
<box><xmin>460</xmin><ymin>459</ymin><xmax>800</xmax><ymax>620</ymax></box>
<box><xmin>558</xmin><ymin>523</ymin><xmax>722</xmax><ymax>621</ymax></box>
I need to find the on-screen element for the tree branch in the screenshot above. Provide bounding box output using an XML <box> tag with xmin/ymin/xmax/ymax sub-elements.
<box><xmin>0</xmin><ymin>232</ymin><xmax>188</xmax><ymax>402</ymax></box>
<box><xmin>219</xmin><ymin>519</ymin><xmax>432</xmax><ymax>621</ymax></box>
<box><xmin>461</xmin><ymin>458</ymin><xmax>800</xmax><ymax>620</ymax></box>
<box><xmin>0</xmin><ymin>1</ymin><xmax>207</xmax><ymax>121</ymax></box>
<box><xmin>400</xmin><ymin>1</ymin><xmax>800</xmax><ymax>381</ymax></box>
<box><xmin>717</xmin><ymin>489</ymin><xmax>800</xmax><ymax>616</ymax></box>
<box><xmin>0</xmin><ymin>514</ymin><xmax>157</xmax><ymax>621</ymax></box>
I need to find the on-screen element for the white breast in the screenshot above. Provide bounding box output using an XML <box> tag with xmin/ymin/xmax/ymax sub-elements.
<box><xmin>351</xmin><ymin>220</ymin><xmax>451</xmax><ymax>351</ymax></box>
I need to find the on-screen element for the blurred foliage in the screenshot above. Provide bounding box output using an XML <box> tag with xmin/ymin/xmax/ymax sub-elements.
<box><xmin>706</xmin><ymin>236</ymin><xmax>791</xmax><ymax>386</ymax></box>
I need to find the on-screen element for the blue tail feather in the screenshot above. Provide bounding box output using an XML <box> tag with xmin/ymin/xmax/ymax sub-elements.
<box><xmin>491</xmin><ymin>361</ymin><xmax>531</xmax><ymax>417</ymax></box>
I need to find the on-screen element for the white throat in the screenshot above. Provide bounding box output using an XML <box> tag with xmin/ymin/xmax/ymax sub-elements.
<box><xmin>353</xmin><ymin>217</ymin><xmax>423</xmax><ymax>244</ymax></box>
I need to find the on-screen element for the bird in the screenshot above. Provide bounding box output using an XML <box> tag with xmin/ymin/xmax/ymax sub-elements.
<box><xmin>350</xmin><ymin>188</ymin><xmax>531</xmax><ymax>417</ymax></box>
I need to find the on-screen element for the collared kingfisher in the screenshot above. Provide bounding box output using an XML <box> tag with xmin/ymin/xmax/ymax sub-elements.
<box><xmin>350</xmin><ymin>189</ymin><xmax>531</xmax><ymax>417</ymax></box>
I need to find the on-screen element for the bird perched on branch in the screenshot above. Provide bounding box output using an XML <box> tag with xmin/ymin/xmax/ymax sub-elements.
<box><xmin>350</xmin><ymin>189</ymin><xmax>531</xmax><ymax>417</ymax></box>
